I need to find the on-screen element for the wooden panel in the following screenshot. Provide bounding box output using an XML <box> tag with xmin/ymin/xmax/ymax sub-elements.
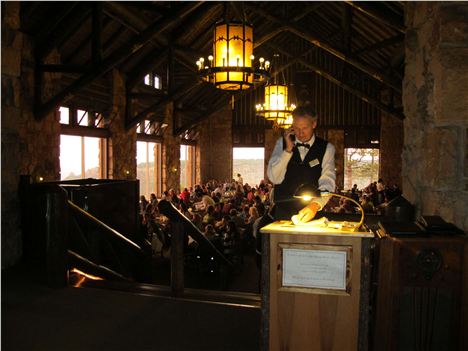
<box><xmin>374</xmin><ymin>235</ymin><xmax>468</xmax><ymax>351</ymax></box>
<box><xmin>267</xmin><ymin>233</ymin><xmax>365</xmax><ymax>351</ymax></box>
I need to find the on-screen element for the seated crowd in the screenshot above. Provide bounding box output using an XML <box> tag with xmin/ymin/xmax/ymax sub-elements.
<box><xmin>138</xmin><ymin>177</ymin><xmax>402</xmax><ymax>259</ymax></box>
<box><xmin>139</xmin><ymin>178</ymin><xmax>273</xmax><ymax>261</ymax></box>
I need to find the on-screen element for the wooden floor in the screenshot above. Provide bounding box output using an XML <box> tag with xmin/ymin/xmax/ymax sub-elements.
<box><xmin>2</xmin><ymin>262</ymin><xmax>261</xmax><ymax>351</ymax></box>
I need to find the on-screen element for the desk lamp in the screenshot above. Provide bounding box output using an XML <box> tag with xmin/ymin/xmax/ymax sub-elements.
<box><xmin>292</xmin><ymin>183</ymin><xmax>365</xmax><ymax>232</ymax></box>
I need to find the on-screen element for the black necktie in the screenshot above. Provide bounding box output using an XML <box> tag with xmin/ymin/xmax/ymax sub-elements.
<box><xmin>296</xmin><ymin>143</ymin><xmax>310</xmax><ymax>149</ymax></box>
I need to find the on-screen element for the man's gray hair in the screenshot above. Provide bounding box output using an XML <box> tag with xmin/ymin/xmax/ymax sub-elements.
<box><xmin>292</xmin><ymin>105</ymin><xmax>318</xmax><ymax>121</ymax></box>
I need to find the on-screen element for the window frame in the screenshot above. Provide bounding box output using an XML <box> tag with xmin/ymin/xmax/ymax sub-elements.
<box><xmin>59</xmin><ymin>106</ymin><xmax>109</xmax><ymax>180</ymax></box>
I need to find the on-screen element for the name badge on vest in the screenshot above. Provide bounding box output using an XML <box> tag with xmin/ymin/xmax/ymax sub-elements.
<box><xmin>309</xmin><ymin>159</ymin><xmax>320</xmax><ymax>168</ymax></box>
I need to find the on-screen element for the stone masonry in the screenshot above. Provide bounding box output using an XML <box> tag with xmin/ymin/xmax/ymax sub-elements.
<box><xmin>108</xmin><ymin>69</ymin><xmax>137</xmax><ymax>179</ymax></box>
<box><xmin>403</xmin><ymin>2</ymin><xmax>468</xmax><ymax>231</ymax></box>
<box><xmin>380</xmin><ymin>113</ymin><xmax>403</xmax><ymax>188</ymax></box>
<box><xmin>162</xmin><ymin>102</ymin><xmax>181</xmax><ymax>192</ymax></box>
<box><xmin>2</xmin><ymin>3</ymin><xmax>61</xmax><ymax>267</ymax></box>
<box><xmin>197</xmin><ymin>106</ymin><xmax>233</xmax><ymax>183</ymax></box>
<box><xmin>326</xmin><ymin>129</ymin><xmax>344</xmax><ymax>190</ymax></box>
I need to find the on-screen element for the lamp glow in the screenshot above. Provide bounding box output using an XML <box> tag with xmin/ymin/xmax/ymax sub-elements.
<box><xmin>197</xmin><ymin>21</ymin><xmax>270</xmax><ymax>91</ymax></box>
<box><xmin>293</xmin><ymin>184</ymin><xmax>365</xmax><ymax>232</ymax></box>
<box><xmin>255</xmin><ymin>54</ymin><xmax>296</xmax><ymax>125</ymax></box>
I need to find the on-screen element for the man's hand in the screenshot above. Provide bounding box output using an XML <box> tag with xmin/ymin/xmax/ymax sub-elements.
<box><xmin>295</xmin><ymin>202</ymin><xmax>320</xmax><ymax>223</ymax></box>
<box><xmin>284</xmin><ymin>127</ymin><xmax>295</xmax><ymax>153</ymax></box>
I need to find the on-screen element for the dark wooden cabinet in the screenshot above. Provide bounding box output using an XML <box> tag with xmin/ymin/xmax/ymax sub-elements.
<box><xmin>373</xmin><ymin>233</ymin><xmax>468</xmax><ymax>351</ymax></box>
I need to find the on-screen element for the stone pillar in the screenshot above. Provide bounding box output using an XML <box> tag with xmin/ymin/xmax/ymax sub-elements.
<box><xmin>108</xmin><ymin>69</ymin><xmax>136</xmax><ymax>179</ymax></box>
<box><xmin>162</xmin><ymin>102</ymin><xmax>180</xmax><ymax>192</ymax></box>
<box><xmin>264</xmin><ymin>127</ymin><xmax>282</xmax><ymax>182</ymax></box>
<box><xmin>1</xmin><ymin>3</ymin><xmax>61</xmax><ymax>267</ymax></box>
<box><xmin>198</xmin><ymin>106</ymin><xmax>233</xmax><ymax>183</ymax></box>
<box><xmin>327</xmin><ymin>129</ymin><xmax>345</xmax><ymax>191</ymax></box>
<box><xmin>403</xmin><ymin>2</ymin><xmax>468</xmax><ymax>231</ymax></box>
<box><xmin>380</xmin><ymin>113</ymin><xmax>403</xmax><ymax>188</ymax></box>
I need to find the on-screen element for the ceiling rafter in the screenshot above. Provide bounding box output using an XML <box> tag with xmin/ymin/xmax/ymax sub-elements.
<box><xmin>126</xmin><ymin>80</ymin><xmax>204</xmax><ymax>130</ymax></box>
<box><xmin>36</xmin><ymin>4</ymin><xmax>92</xmax><ymax>61</ymax></box>
<box><xmin>345</xmin><ymin>1</ymin><xmax>405</xmax><ymax>34</ymax></box>
<box><xmin>245</xmin><ymin>3</ymin><xmax>402</xmax><ymax>94</ymax></box>
<box><xmin>289</xmin><ymin>3</ymin><xmax>323</xmax><ymax>22</ymax></box>
<box><xmin>35</xmin><ymin>2</ymin><xmax>203</xmax><ymax>121</ymax></box>
<box><xmin>353</xmin><ymin>33</ymin><xmax>404</xmax><ymax>56</ymax></box>
<box><xmin>265</xmin><ymin>42</ymin><xmax>403</xmax><ymax>120</ymax></box>
<box><xmin>126</xmin><ymin>48</ymin><xmax>170</xmax><ymax>89</ymax></box>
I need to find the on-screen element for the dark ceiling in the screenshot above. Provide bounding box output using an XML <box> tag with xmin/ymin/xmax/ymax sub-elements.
<box><xmin>20</xmin><ymin>1</ymin><xmax>405</xmax><ymax>137</ymax></box>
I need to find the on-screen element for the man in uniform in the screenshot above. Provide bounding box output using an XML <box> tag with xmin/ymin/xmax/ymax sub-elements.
<box><xmin>267</xmin><ymin>105</ymin><xmax>336</xmax><ymax>223</ymax></box>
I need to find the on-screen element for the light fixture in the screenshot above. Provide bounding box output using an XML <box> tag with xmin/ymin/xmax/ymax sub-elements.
<box><xmin>256</xmin><ymin>54</ymin><xmax>296</xmax><ymax>126</ymax></box>
<box><xmin>293</xmin><ymin>183</ymin><xmax>365</xmax><ymax>232</ymax></box>
<box><xmin>196</xmin><ymin>7</ymin><xmax>270</xmax><ymax>91</ymax></box>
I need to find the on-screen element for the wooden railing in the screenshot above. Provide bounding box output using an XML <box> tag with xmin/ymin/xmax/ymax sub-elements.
<box><xmin>157</xmin><ymin>200</ymin><xmax>233</xmax><ymax>296</ymax></box>
<box><xmin>20</xmin><ymin>180</ymin><xmax>151</xmax><ymax>287</ymax></box>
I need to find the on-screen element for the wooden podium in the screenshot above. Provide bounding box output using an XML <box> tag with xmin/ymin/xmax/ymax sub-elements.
<box><xmin>260</xmin><ymin>221</ymin><xmax>374</xmax><ymax>351</ymax></box>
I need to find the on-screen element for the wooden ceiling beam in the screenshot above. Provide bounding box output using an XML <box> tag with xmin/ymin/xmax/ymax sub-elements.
<box><xmin>173</xmin><ymin>54</ymin><xmax>298</xmax><ymax>135</ymax></box>
<box><xmin>126</xmin><ymin>80</ymin><xmax>203</xmax><ymax>130</ymax></box>
<box><xmin>62</xmin><ymin>17</ymin><xmax>112</xmax><ymax>63</ymax></box>
<box><xmin>169</xmin><ymin>3</ymin><xmax>220</xmax><ymax>44</ymax></box>
<box><xmin>92</xmin><ymin>3</ymin><xmax>103</xmax><ymax>66</ymax></box>
<box><xmin>254</xmin><ymin>26</ymin><xmax>287</xmax><ymax>49</ymax></box>
<box><xmin>103</xmin><ymin>2</ymin><xmax>168</xmax><ymax>47</ymax></box>
<box><xmin>246</xmin><ymin>4</ymin><xmax>402</xmax><ymax>93</ymax></box>
<box><xmin>35</xmin><ymin>3</ymin><xmax>203</xmax><ymax>121</ymax></box>
<box><xmin>342</xmin><ymin>5</ymin><xmax>353</xmax><ymax>54</ymax></box>
<box><xmin>290</xmin><ymin>3</ymin><xmax>323</xmax><ymax>22</ymax></box>
<box><xmin>297</xmin><ymin>59</ymin><xmax>404</xmax><ymax>120</ymax></box>
<box><xmin>353</xmin><ymin>33</ymin><xmax>404</xmax><ymax>56</ymax></box>
<box><xmin>126</xmin><ymin>48</ymin><xmax>170</xmax><ymax>89</ymax></box>
<box><xmin>267</xmin><ymin>42</ymin><xmax>404</xmax><ymax>120</ymax></box>
<box><xmin>127</xmin><ymin>3</ymin><xmax>215</xmax><ymax>83</ymax></box>
<box><xmin>286</xmin><ymin>26</ymin><xmax>401</xmax><ymax>93</ymax></box>
<box><xmin>34</xmin><ymin>3</ymin><xmax>79</xmax><ymax>46</ymax></box>
<box><xmin>108</xmin><ymin>2</ymin><xmax>203</xmax><ymax>81</ymax></box>
<box><xmin>174</xmin><ymin>98</ymin><xmax>229</xmax><ymax>136</ymax></box>
<box><xmin>36</xmin><ymin>4</ymin><xmax>92</xmax><ymax>60</ymax></box>
<box><xmin>345</xmin><ymin>1</ymin><xmax>405</xmax><ymax>34</ymax></box>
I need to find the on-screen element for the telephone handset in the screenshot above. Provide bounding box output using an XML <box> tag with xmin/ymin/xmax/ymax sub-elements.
<box><xmin>289</xmin><ymin>133</ymin><xmax>296</xmax><ymax>142</ymax></box>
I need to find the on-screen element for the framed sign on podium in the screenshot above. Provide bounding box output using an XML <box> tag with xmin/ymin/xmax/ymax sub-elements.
<box><xmin>260</xmin><ymin>221</ymin><xmax>374</xmax><ymax>351</ymax></box>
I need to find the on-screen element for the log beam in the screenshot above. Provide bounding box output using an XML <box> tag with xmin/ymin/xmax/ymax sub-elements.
<box><xmin>267</xmin><ymin>43</ymin><xmax>404</xmax><ymax>120</ymax></box>
<box><xmin>345</xmin><ymin>1</ymin><xmax>405</xmax><ymax>34</ymax></box>
<box><xmin>35</xmin><ymin>3</ymin><xmax>202</xmax><ymax>120</ymax></box>
<box><xmin>126</xmin><ymin>80</ymin><xmax>203</xmax><ymax>130</ymax></box>
<box><xmin>245</xmin><ymin>4</ymin><xmax>402</xmax><ymax>93</ymax></box>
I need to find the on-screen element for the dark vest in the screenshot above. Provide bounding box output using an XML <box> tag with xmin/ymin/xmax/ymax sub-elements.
<box><xmin>274</xmin><ymin>136</ymin><xmax>328</xmax><ymax>220</ymax></box>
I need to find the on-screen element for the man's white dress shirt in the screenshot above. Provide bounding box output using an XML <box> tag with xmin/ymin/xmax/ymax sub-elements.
<box><xmin>267</xmin><ymin>134</ymin><xmax>336</xmax><ymax>210</ymax></box>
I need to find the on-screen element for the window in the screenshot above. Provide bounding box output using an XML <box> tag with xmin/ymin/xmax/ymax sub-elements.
<box><xmin>144</xmin><ymin>73</ymin><xmax>161</xmax><ymax>89</ymax></box>
<box><xmin>343</xmin><ymin>148</ymin><xmax>380</xmax><ymax>190</ymax></box>
<box><xmin>60</xmin><ymin>135</ymin><xmax>106</xmax><ymax>180</ymax></box>
<box><xmin>180</xmin><ymin>144</ymin><xmax>196</xmax><ymax>190</ymax></box>
<box><xmin>59</xmin><ymin>106</ymin><xmax>105</xmax><ymax>128</ymax></box>
<box><xmin>137</xmin><ymin>141</ymin><xmax>162</xmax><ymax>198</ymax></box>
<box><xmin>232</xmin><ymin>147</ymin><xmax>264</xmax><ymax>187</ymax></box>
<box><xmin>59</xmin><ymin>107</ymin><xmax>107</xmax><ymax>180</ymax></box>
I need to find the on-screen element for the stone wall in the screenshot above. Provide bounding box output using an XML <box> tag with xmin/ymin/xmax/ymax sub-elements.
<box><xmin>403</xmin><ymin>2</ymin><xmax>468</xmax><ymax>231</ymax></box>
<box><xmin>108</xmin><ymin>69</ymin><xmax>136</xmax><ymax>179</ymax></box>
<box><xmin>1</xmin><ymin>3</ymin><xmax>61</xmax><ymax>267</ymax></box>
<box><xmin>380</xmin><ymin>114</ymin><xmax>403</xmax><ymax>188</ymax></box>
<box><xmin>162</xmin><ymin>102</ymin><xmax>181</xmax><ymax>192</ymax></box>
<box><xmin>198</xmin><ymin>106</ymin><xmax>233</xmax><ymax>183</ymax></box>
<box><xmin>264</xmin><ymin>127</ymin><xmax>282</xmax><ymax>182</ymax></box>
<box><xmin>326</xmin><ymin>129</ymin><xmax>344</xmax><ymax>190</ymax></box>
